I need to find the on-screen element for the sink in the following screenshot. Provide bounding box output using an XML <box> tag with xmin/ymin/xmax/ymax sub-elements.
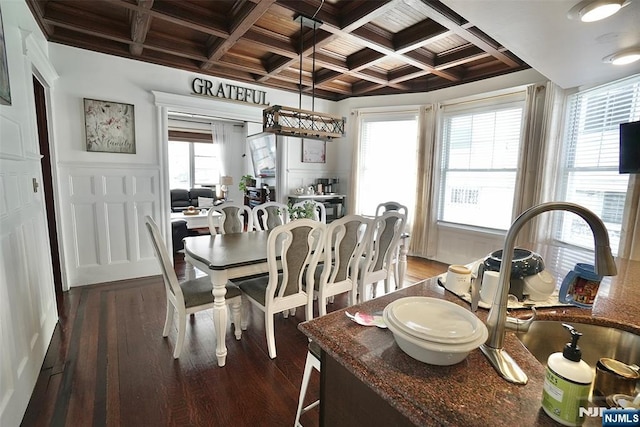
<box><xmin>516</xmin><ymin>321</ymin><xmax>640</xmax><ymax>369</ymax></box>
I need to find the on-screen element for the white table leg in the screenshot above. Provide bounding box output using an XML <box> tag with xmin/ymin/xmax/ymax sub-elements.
<box><xmin>210</xmin><ymin>270</ymin><xmax>228</xmax><ymax>367</ymax></box>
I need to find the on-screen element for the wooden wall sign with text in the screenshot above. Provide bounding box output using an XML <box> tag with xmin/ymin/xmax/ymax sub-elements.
<box><xmin>191</xmin><ymin>77</ymin><xmax>268</xmax><ymax>106</ymax></box>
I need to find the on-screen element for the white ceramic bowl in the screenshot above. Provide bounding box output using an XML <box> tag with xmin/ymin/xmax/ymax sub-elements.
<box><xmin>383</xmin><ymin>297</ymin><xmax>488</xmax><ymax>365</ymax></box>
<box><xmin>384</xmin><ymin>296</ymin><xmax>485</xmax><ymax>344</ymax></box>
<box><xmin>523</xmin><ymin>270</ymin><xmax>555</xmax><ymax>301</ymax></box>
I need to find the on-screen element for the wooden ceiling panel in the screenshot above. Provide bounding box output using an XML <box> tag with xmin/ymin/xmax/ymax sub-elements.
<box><xmin>26</xmin><ymin>0</ymin><xmax>530</xmax><ymax>101</ymax></box>
<box><xmin>426</xmin><ymin>33</ymin><xmax>469</xmax><ymax>55</ymax></box>
<box><xmin>369</xmin><ymin>1</ymin><xmax>428</xmax><ymax>32</ymax></box>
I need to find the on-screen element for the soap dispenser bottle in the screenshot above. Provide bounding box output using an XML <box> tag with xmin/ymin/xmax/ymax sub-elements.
<box><xmin>541</xmin><ymin>323</ymin><xmax>593</xmax><ymax>426</ymax></box>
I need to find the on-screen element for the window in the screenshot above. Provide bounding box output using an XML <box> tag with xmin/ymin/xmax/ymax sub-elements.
<box><xmin>554</xmin><ymin>76</ymin><xmax>640</xmax><ymax>253</ymax></box>
<box><xmin>356</xmin><ymin>111</ymin><xmax>419</xmax><ymax>218</ymax></box>
<box><xmin>168</xmin><ymin>141</ymin><xmax>220</xmax><ymax>188</ymax></box>
<box><xmin>437</xmin><ymin>93</ymin><xmax>526</xmax><ymax>230</ymax></box>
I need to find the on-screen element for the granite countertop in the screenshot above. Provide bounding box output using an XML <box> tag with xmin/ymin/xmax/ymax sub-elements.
<box><xmin>298</xmin><ymin>253</ymin><xmax>640</xmax><ymax>426</ymax></box>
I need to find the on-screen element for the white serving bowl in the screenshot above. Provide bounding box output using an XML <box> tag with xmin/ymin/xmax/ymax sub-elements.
<box><xmin>383</xmin><ymin>297</ymin><xmax>488</xmax><ymax>365</ymax></box>
<box><xmin>384</xmin><ymin>296</ymin><xmax>485</xmax><ymax>344</ymax></box>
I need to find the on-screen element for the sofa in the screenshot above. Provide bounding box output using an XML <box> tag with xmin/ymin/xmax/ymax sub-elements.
<box><xmin>170</xmin><ymin>187</ymin><xmax>217</xmax><ymax>212</ymax></box>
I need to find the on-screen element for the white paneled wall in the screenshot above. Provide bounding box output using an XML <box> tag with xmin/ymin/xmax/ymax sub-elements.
<box><xmin>0</xmin><ymin>158</ymin><xmax>57</xmax><ymax>427</ymax></box>
<box><xmin>58</xmin><ymin>164</ymin><xmax>161</xmax><ymax>287</ymax></box>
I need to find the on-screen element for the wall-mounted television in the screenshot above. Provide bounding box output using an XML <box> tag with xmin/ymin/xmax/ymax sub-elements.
<box><xmin>619</xmin><ymin>121</ymin><xmax>640</xmax><ymax>174</ymax></box>
<box><xmin>247</xmin><ymin>132</ymin><xmax>276</xmax><ymax>178</ymax></box>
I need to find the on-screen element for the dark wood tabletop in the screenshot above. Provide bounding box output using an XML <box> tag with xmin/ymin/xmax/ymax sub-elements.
<box><xmin>183</xmin><ymin>231</ymin><xmax>270</xmax><ymax>271</ymax></box>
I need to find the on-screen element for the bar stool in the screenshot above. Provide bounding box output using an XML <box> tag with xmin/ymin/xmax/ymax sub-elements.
<box><xmin>294</xmin><ymin>341</ymin><xmax>321</xmax><ymax>427</ymax></box>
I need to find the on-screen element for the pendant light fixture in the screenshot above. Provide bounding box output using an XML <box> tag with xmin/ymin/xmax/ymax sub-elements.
<box><xmin>263</xmin><ymin>1</ymin><xmax>346</xmax><ymax>141</ymax></box>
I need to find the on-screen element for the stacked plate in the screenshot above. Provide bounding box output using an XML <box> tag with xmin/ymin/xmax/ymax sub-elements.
<box><xmin>383</xmin><ymin>297</ymin><xmax>488</xmax><ymax>365</ymax></box>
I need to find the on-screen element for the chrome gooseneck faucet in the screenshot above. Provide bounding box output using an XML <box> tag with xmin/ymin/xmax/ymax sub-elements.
<box><xmin>480</xmin><ymin>202</ymin><xmax>618</xmax><ymax>384</ymax></box>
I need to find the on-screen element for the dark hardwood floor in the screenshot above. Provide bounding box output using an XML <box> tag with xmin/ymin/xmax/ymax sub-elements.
<box><xmin>21</xmin><ymin>255</ymin><xmax>447</xmax><ymax>427</ymax></box>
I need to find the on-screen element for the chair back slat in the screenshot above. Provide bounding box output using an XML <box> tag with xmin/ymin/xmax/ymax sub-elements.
<box><xmin>144</xmin><ymin>216</ymin><xmax>184</xmax><ymax>303</ymax></box>
<box><xmin>358</xmin><ymin>211</ymin><xmax>406</xmax><ymax>276</ymax></box>
<box><xmin>209</xmin><ymin>202</ymin><xmax>253</xmax><ymax>234</ymax></box>
<box><xmin>265</xmin><ymin>219</ymin><xmax>325</xmax><ymax>303</ymax></box>
<box><xmin>252</xmin><ymin>201</ymin><xmax>289</xmax><ymax>231</ymax></box>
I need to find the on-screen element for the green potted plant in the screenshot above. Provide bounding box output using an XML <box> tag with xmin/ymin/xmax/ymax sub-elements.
<box><xmin>238</xmin><ymin>174</ymin><xmax>256</xmax><ymax>192</ymax></box>
<box><xmin>286</xmin><ymin>201</ymin><xmax>316</xmax><ymax>220</ymax></box>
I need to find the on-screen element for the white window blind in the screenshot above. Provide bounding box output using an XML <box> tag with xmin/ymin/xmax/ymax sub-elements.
<box><xmin>554</xmin><ymin>75</ymin><xmax>640</xmax><ymax>253</ymax></box>
<box><xmin>357</xmin><ymin>111</ymin><xmax>419</xmax><ymax>217</ymax></box>
<box><xmin>437</xmin><ymin>92</ymin><xmax>526</xmax><ymax>230</ymax></box>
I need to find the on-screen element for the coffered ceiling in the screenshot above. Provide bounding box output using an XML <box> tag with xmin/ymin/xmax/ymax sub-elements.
<box><xmin>26</xmin><ymin>0</ymin><xmax>531</xmax><ymax>101</ymax></box>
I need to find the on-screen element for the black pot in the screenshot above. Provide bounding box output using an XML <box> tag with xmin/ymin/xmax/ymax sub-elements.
<box><xmin>481</xmin><ymin>248</ymin><xmax>545</xmax><ymax>300</ymax></box>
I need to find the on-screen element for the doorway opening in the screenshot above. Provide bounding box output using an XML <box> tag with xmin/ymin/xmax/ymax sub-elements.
<box><xmin>32</xmin><ymin>75</ymin><xmax>63</xmax><ymax>308</ymax></box>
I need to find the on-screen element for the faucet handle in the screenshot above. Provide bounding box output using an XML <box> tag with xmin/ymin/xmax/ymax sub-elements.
<box><xmin>505</xmin><ymin>307</ymin><xmax>537</xmax><ymax>333</ymax></box>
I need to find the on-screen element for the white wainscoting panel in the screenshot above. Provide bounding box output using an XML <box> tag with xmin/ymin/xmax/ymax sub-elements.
<box><xmin>60</xmin><ymin>164</ymin><xmax>161</xmax><ymax>286</ymax></box>
<box><xmin>434</xmin><ymin>224</ymin><xmax>506</xmax><ymax>265</ymax></box>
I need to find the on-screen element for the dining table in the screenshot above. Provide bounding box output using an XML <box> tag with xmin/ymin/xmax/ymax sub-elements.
<box><xmin>183</xmin><ymin>227</ymin><xmax>410</xmax><ymax>367</ymax></box>
<box><xmin>183</xmin><ymin>231</ymin><xmax>271</xmax><ymax>367</ymax></box>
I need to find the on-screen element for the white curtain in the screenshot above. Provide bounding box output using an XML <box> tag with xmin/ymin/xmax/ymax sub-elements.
<box><xmin>348</xmin><ymin>110</ymin><xmax>362</xmax><ymax>215</ymax></box>
<box><xmin>211</xmin><ymin>121</ymin><xmax>230</xmax><ymax>176</ymax></box>
<box><xmin>619</xmin><ymin>175</ymin><xmax>640</xmax><ymax>260</ymax></box>
<box><xmin>532</xmin><ymin>81</ymin><xmax>568</xmax><ymax>245</ymax></box>
<box><xmin>512</xmin><ymin>83</ymin><xmax>549</xmax><ymax>248</ymax></box>
<box><xmin>410</xmin><ymin>105</ymin><xmax>437</xmax><ymax>257</ymax></box>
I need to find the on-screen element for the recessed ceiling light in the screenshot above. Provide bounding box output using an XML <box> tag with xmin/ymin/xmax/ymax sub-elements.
<box><xmin>603</xmin><ymin>48</ymin><xmax>640</xmax><ymax>65</ymax></box>
<box><xmin>567</xmin><ymin>0</ymin><xmax>627</xmax><ymax>22</ymax></box>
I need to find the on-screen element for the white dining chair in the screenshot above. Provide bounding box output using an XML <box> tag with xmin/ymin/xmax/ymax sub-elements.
<box><xmin>144</xmin><ymin>216</ymin><xmax>243</xmax><ymax>359</ymax></box>
<box><xmin>292</xmin><ymin>200</ymin><xmax>326</xmax><ymax>223</ymax></box>
<box><xmin>236</xmin><ymin>219</ymin><xmax>326</xmax><ymax>359</ymax></box>
<box><xmin>208</xmin><ymin>201</ymin><xmax>253</xmax><ymax>234</ymax></box>
<box><xmin>375</xmin><ymin>201</ymin><xmax>408</xmax><ymax>218</ymax></box>
<box><xmin>374</xmin><ymin>201</ymin><xmax>409</xmax><ymax>290</ymax></box>
<box><xmin>252</xmin><ymin>201</ymin><xmax>289</xmax><ymax>231</ymax></box>
<box><xmin>355</xmin><ymin>211</ymin><xmax>406</xmax><ymax>303</ymax></box>
<box><xmin>309</xmin><ymin>214</ymin><xmax>370</xmax><ymax>317</ymax></box>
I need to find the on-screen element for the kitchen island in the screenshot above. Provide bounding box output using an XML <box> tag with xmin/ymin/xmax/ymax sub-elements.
<box><xmin>298</xmin><ymin>249</ymin><xmax>640</xmax><ymax>426</ymax></box>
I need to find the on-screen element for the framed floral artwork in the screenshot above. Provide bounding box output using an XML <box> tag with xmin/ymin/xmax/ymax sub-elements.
<box><xmin>302</xmin><ymin>139</ymin><xmax>325</xmax><ymax>163</ymax></box>
<box><xmin>84</xmin><ymin>98</ymin><xmax>136</xmax><ymax>153</ymax></box>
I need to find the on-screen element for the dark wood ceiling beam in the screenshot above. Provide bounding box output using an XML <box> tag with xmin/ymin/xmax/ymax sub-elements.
<box><xmin>40</xmin><ymin>7</ymin><xmax>131</xmax><ymax>46</ymax></box>
<box><xmin>25</xmin><ymin>0</ymin><xmax>54</xmax><ymax>35</ymax></box>
<box><xmin>346</xmin><ymin>49</ymin><xmax>385</xmax><ymax>73</ymax></box>
<box><xmin>314</xmin><ymin>69</ymin><xmax>342</xmax><ymax>86</ymax></box>
<box><xmin>200</xmin><ymin>0</ymin><xmax>275</xmax><ymax>70</ymax></box>
<box><xmin>339</xmin><ymin>0</ymin><xmax>403</xmax><ymax>32</ymax></box>
<box><xmin>275</xmin><ymin>0</ymin><xmax>410</xmax><ymax>92</ymax></box>
<box><xmin>49</xmin><ymin>30</ymin><xmax>210</xmax><ymax>73</ymax></box>
<box><xmin>257</xmin><ymin>30</ymin><xmax>337</xmax><ymax>81</ymax></box>
<box><xmin>388</xmin><ymin>67</ymin><xmax>431</xmax><ymax>85</ymax></box>
<box><xmin>243</xmin><ymin>28</ymin><xmax>298</xmax><ymax>58</ymax></box>
<box><xmin>275</xmin><ymin>0</ymin><xmax>342</xmax><ymax>28</ymax></box>
<box><xmin>321</xmin><ymin>20</ymin><xmax>459</xmax><ymax>82</ymax></box>
<box><xmin>351</xmin><ymin>80</ymin><xmax>385</xmax><ymax>96</ymax></box>
<box><xmin>43</xmin><ymin>12</ymin><xmax>207</xmax><ymax>64</ymax></box>
<box><xmin>310</xmin><ymin>80</ymin><xmax>352</xmax><ymax>96</ymax></box>
<box><xmin>413</xmin><ymin>0</ymin><xmax>520</xmax><ymax>68</ymax></box>
<box><xmin>103</xmin><ymin>0</ymin><xmax>230</xmax><ymax>38</ymax></box>
<box><xmin>394</xmin><ymin>20</ymin><xmax>450</xmax><ymax>54</ymax></box>
<box><xmin>435</xmin><ymin>45</ymin><xmax>488</xmax><ymax>70</ymax></box>
<box><xmin>129</xmin><ymin>0</ymin><xmax>154</xmax><ymax>56</ymax></box>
